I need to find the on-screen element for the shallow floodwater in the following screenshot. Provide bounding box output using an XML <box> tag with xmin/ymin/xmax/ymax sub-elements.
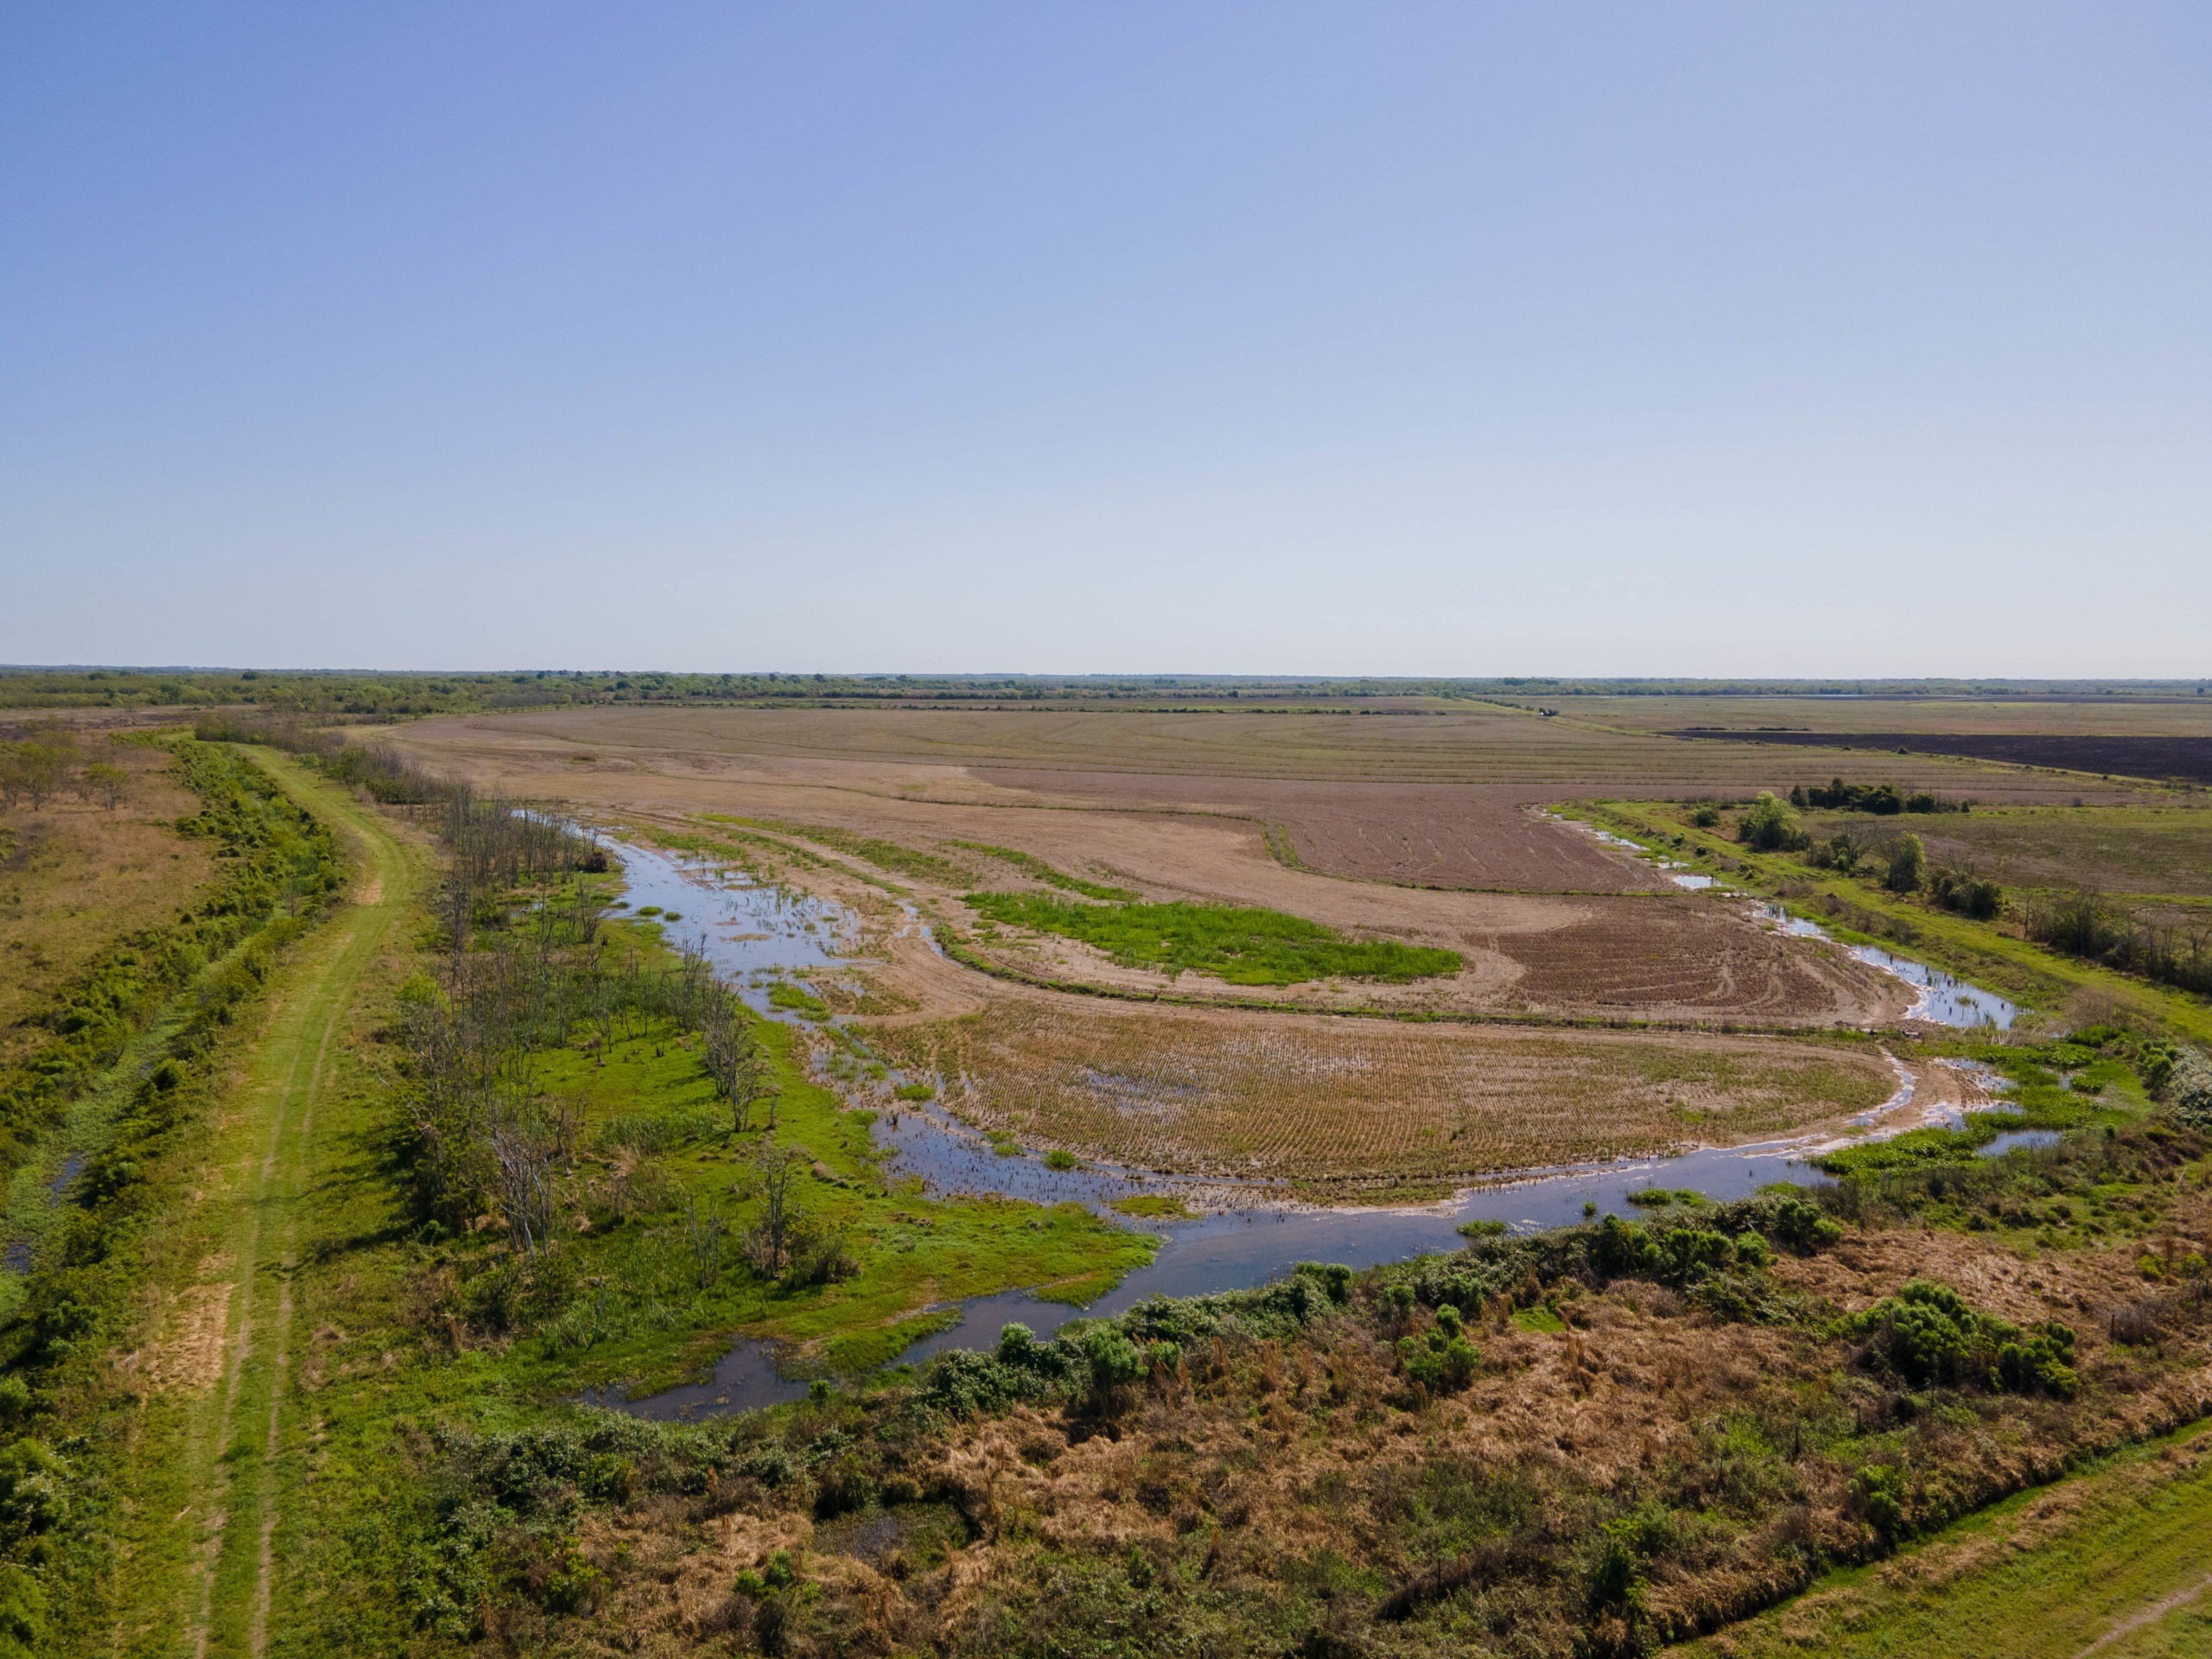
<box><xmin>609</xmin><ymin>1136</ymin><xmax>1828</xmax><ymax>1416</ymax></box>
<box><xmin>1756</xmin><ymin>905</ymin><xmax>2018</xmax><ymax>1029</ymax></box>
<box><xmin>611</xmin><ymin>842</ymin><xmax>857</xmax><ymax>1007</ymax></box>
<box><xmin>588</xmin><ymin>842</ymin><xmax>1976</xmax><ymax>1419</ymax></box>
<box><xmin>1978</xmin><ymin>1128</ymin><xmax>2063</xmax><ymax>1158</ymax></box>
<box><xmin>1850</xmin><ymin>945</ymin><xmax>2018</xmax><ymax>1028</ymax></box>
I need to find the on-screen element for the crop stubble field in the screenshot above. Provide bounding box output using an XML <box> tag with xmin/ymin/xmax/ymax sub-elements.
<box><xmin>362</xmin><ymin>706</ymin><xmax>1991</xmax><ymax>1186</ymax></box>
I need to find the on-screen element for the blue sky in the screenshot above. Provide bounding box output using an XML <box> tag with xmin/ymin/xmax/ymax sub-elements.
<box><xmin>3</xmin><ymin>3</ymin><xmax>2208</xmax><ymax>675</ymax></box>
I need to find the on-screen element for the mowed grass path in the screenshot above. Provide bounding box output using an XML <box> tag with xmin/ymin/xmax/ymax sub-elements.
<box><xmin>98</xmin><ymin>752</ymin><xmax>425</xmax><ymax>1659</ymax></box>
<box><xmin>1679</xmin><ymin>1419</ymin><xmax>2212</xmax><ymax>1659</ymax></box>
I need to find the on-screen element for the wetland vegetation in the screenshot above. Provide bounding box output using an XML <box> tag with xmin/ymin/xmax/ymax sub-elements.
<box><xmin>3</xmin><ymin>685</ymin><xmax>2210</xmax><ymax>1656</ymax></box>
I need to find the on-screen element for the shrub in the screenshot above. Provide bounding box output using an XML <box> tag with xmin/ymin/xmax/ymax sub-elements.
<box><xmin>1766</xmin><ymin>1196</ymin><xmax>1844</xmax><ymax>1253</ymax></box>
<box><xmin>1928</xmin><ymin>865</ymin><xmax>2004</xmax><ymax>919</ymax></box>
<box><xmin>1846</xmin><ymin>1279</ymin><xmax>2076</xmax><ymax>1396</ymax></box>
<box><xmin>1397</xmin><ymin>1303</ymin><xmax>1480</xmax><ymax>1394</ymax></box>
<box><xmin>1738</xmin><ymin>791</ymin><xmax>1808</xmax><ymax>852</ymax></box>
<box><xmin>2163</xmin><ymin>1048</ymin><xmax>2212</xmax><ymax>1128</ymax></box>
<box><xmin>1885</xmin><ymin>834</ymin><xmax>1927</xmax><ymax>893</ymax></box>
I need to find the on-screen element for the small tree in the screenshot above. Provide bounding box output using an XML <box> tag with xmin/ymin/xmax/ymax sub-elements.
<box><xmin>702</xmin><ymin>997</ymin><xmax>777</xmax><ymax>1133</ymax></box>
<box><xmin>82</xmin><ymin>763</ymin><xmax>130</xmax><ymax>811</ymax></box>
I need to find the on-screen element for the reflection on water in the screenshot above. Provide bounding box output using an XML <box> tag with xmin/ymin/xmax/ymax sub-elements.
<box><xmin>581</xmin><ymin>1337</ymin><xmax>811</xmax><ymax>1420</ymax></box>
<box><xmin>588</xmin><ymin>840</ymin><xmax>2012</xmax><ymax>1420</ymax></box>
<box><xmin>1755</xmin><ymin>905</ymin><xmax>2018</xmax><ymax>1028</ymax></box>
<box><xmin>887</xmin><ymin>1139</ymin><xmax>1825</xmax><ymax>1370</ymax></box>
<box><xmin>1978</xmin><ymin>1128</ymin><xmax>2063</xmax><ymax>1158</ymax></box>
<box><xmin>608</xmin><ymin>1135</ymin><xmax>1831</xmax><ymax>1416</ymax></box>
<box><xmin>610</xmin><ymin>842</ymin><xmax>856</xmax><ymax>1012</ymax></box>
<box><xmin>1850</xmin><ymin>944</ymin><xmax>2018</xmax><ymax>1028</ymax></box>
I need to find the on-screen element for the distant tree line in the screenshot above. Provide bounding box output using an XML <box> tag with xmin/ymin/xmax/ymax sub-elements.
<box><xmin>1790</xmin><ymin>779</ymin><xmax>1967</xmax><ymax>815</ymax></box>
<box><xmin>6</xmin><ymin>667</ymin><xmax>2203</xmax><ymax>715</ymax></box>
<box><xmin>194</xmin><ymin>711</ymin><xmax>460</xmax><ymax>804</ymax></box>
<box><xmin>2024</xmin><ymin>892</ymin><xmax>2212</xmax><ymax>998</ymax></box>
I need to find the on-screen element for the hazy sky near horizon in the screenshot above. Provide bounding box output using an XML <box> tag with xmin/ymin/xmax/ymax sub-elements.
<box><xmin>3</xmin><ymin>4</ymin><xmax>2209</xmax><ymax>677</ymax></box>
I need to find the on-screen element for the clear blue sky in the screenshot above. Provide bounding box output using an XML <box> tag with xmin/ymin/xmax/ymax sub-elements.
<box><xmin>3</xmin><ymin>3</ymin><xmax>2207</xmax><ymax>676</ymax></box>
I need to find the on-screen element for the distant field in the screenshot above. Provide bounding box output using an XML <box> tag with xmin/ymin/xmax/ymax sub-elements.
<box><xmin>1680</xmin><ymin>1419</ymin><xmax>2212</xmax><ymax>1659</ymax></box>
<box><xmin>390</xmin><ymin>702</ymin><xmax>2107</xmax><ymax>793</ymax></box>
<box><xmin>1807</xmin><ymin>804</ymin><xmax>2212</xmax><ymax>899</ymax></box>
<box><xmin>863</xmin><ymin>1001</ymin><xmax>1893</xmax><ymax>1190</ymax></box>
<box><xmin>1565</xmin><ymin>693</ymin><xmax>2212</xmax><ymax>738</ymax></box>
<box><xmin>0</xmin><ymin>745</ymin><xmax>213</xmax><ymax>1061</ymax></box>
<box><xmin>372</xmin><ymin>700</ymin><xmax>2208</xmax><ymax>1195</ymax></box>
<box><xmin>1682</xmin><ymin>728</ymin><xmax>2212</xmax><ymax>785</ymax></box>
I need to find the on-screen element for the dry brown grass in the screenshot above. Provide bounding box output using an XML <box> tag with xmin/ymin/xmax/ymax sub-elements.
<box><xmin>0</xmin><ymin>742</ymin><xmax>213</xmax><ymax>1061</ymax></box>
<box><xmin>527</xmin><ymin>1189</ymin><xmax>2212</xmax><ymax>1659</ymax></box>
<box><xmin>863</xmin><ymin>1001</ymin><xmax>1895</xmax><ymax>1186</ymax></box>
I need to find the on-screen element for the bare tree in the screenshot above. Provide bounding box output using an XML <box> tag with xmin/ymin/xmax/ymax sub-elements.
<box><xmin>684</xmin><ymin>1193</ymin><xmax>727</xmax><ymax>1288</ymax></box>
<box><xmin>489</xmin><ymin>1112</ymin><xmax>560</xmax><ymax>1255</ymax></box>
<box><xmin>702</xmin><ymin>1001</ymin><xmax>777</xmax><ymax>1135</ymax></box>
<box><xmin>744</xmin><ymin>1141</ymin><xmax>805</xmax><ymax>1277</ymax></box>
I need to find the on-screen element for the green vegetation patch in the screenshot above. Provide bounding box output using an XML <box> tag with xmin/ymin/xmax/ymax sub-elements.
<box><xmin>962</xmin><ymin>891</ymin><xmax>1462</xmax><ymax>986</ymax></box>
<box><xmin>767</xmin><ymin>982</ymin><xmax>830</xmax><ymax>1019</ymax></box>
<box><xmin>1110</xmin><ymin>1193</ymin><xmax>1195</xmax><ymax>1220</ymax></box>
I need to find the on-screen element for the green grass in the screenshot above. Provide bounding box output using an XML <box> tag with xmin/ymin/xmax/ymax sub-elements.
<box><xmin>767</xmin><ymin>980</ymin><xmax>830</xmax><ymax>1018</ymax></box>
<box><xmin>1815</xmin><ymin>1042</ymin><xmax>2141</xmax><ymax>1174</ymax></box>
<box><xmin>55</xmin><ymin>757</ymin><xmax>1163</xmax><ymax>1656</ymax></box>
<box><xmin>946</xmin><ymin>840</ymin><xmax>1137</xmax><ymax>900</ymax></box>
<box><xmin>1110</xmin><ymin>1193</ymin><xmax>1196</xmax><ymax>1220</ymax></box>
<box><xmin>962</xmin><ymin>891</ymin><xmax>1463</xmax><ymax>986</ymax></box>
<box><xmin>1679</xmin><ymin>1418</ymin><xmax>2212</xmax><ymax>1658</ymax></box>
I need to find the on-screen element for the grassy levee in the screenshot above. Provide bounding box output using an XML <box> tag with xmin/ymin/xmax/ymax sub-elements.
<box><xmin>1577</xmin><ymin>801</ymin><xmax>2212</xmax><ymax>1044</ymax></box>
<box><xmin>86</xmin><ymin>751</ymin><xmax>428</xmax><ymax>1658</ymax></box>
<box><xmin>1676</xmin><ymin>1418</ymin><xmax>2212</xmax><ymax>1658</ymax></box>
<box><xmin>69</xmin><ymin>773</ymin><xmax>1157</xmax><ymax>1654</ymax></box>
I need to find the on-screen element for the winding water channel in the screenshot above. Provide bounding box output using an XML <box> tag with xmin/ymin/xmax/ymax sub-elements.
<box><xmin>600</xmin><ymin>838</ymin><xmax>2030</xmax><ymax>1415</ymax></box>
